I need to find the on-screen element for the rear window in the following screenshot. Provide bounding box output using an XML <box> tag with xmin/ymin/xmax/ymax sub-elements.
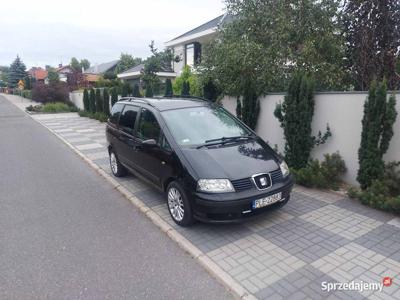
<box><xmin>109</xmin><ymin>103</ymin><xmax>124</xmax><ymax>125</ymax></box>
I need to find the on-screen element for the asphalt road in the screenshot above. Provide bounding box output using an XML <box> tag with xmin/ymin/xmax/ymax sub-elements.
<box><xmin>0</xmin><ymin>95</ymin><xmax>231</xmax><ymax>300</ymax></box>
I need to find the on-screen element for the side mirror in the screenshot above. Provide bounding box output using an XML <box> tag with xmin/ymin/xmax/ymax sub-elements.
<box><xmin>141</xmin><ymin>139</ymin><xmax>157</xmax><ymax>147</ymax></box>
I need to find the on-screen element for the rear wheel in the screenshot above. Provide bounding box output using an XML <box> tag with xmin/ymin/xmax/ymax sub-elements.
<box><xmin>109</xmin><ymin>150</ymin><xmax>127</xmax><ymax>177</ymax></box>
<box><xmin>166</xmin><ymin>182</ymin><xmax>194</xmax><ymax>226</ymax></box>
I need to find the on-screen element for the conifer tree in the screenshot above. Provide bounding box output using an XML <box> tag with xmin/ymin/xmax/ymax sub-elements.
<box><xmin>89</xmin><ymin>88</ymin><xmax>96</xmax><ymax>113</ymax></box>
<box><xmin>164</xmin><ymin>79</ymin><xmax>173</xmax><ymax>97</ymax></box>
<box><xmin>145</xmin><ymin>84</ymin><xmax>153</xmax><ymax>97</ymax></box>
<box><xmin>103</xmin><ymin>88</ymin><xmax>110</xmax><ymax>116</ymax></box>
<box><xmin>181</xmin><ymin>81</ymin><xmax>190</xmax><ymax>96</ymax></box>
<box><xmin>111</xmin><ymin>87</ymin><xmax>118</xmax><ymax>106</ymax></box>
<box><xmin>274</xmin><ymin>72</ymin><xmax>331</xmax><ymax>169</ymax></box>
<box><xmin>133</xmin><ymin>84</ymin><xmax>141</xmax><ymax>97</ymax></box>
<box><xmin>8</xmin><ymin>56</ymin><xmax>27</xmax><ymax>88</ymax></box>
<box><xmin>357</xmin><ymin>81</ymin><xmax>397</xmax><ymax>189</ymax></box>
<box><xmin>95</xmin><ymin>88</ymin><xmax>102</xmax><ymax>113</ymax></box>
<box><xmin>83</xmin><ymin>88</ymin><xmax>90</xmax><ymax>112</ymax></box>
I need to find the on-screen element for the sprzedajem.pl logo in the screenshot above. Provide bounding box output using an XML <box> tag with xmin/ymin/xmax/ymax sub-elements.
<box><xmin>322</xmin><ymin>277</ymin><xmax>393</xmax><ymax>293</ymax></box>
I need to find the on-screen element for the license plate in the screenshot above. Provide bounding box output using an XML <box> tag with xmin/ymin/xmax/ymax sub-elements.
<box><xmin>252</xmin><ymin>192</ymin><xmax>282</xmax><ymax>209</ymax></box>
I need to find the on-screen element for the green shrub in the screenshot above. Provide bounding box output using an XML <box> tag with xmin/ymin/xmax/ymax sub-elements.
<box><xmin>347</xmin><ymin>162</ymin><xmax>400</xmax><ymax>214</ymax></box>
<box><xmin>27</xmin><ymin>102</ymin><xmax>77</xmax><ymax>113</ymax></box>
<box><xmin>42</xmin><ymin>102</ymin><xmax>77</xmax><ymax>113</ymax></box>
<box><xmin>292</xmin><ymin>152</ymin><xmax>346</xmax><ymax>190</ymax></box>
<box><xmin>78</xmin><ymin>110</ymin><xmax>108</xmax><ymax>122</ymax></box>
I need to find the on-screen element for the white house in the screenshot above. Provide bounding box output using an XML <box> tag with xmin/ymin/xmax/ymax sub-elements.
<box><xmin>165</xmin><ymin>14</ymin><xmax>233</xmax><ymax>75</ymax></box>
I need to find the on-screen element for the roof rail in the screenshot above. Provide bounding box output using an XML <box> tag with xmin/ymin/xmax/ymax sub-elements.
<box><xmin>118</xmin><ymin>97</ymin><xmax>154</xmax><ymax>107</ymax></box>
<box><xmin>161</xmin><ymin>95</ymin><xmax>210</xmax><ymax>102</ymax></box>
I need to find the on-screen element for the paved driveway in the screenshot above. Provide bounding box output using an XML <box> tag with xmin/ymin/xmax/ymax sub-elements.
<box><xmin>8</xmin><ymin>95</ymin><xmax>400</xmax><ymax>300</ymax></box>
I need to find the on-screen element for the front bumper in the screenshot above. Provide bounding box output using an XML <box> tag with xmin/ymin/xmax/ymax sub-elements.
<box><xmin>191</xmin><ymin>176</ymin><xmax>294</xmax><ymax>223</ymax></box>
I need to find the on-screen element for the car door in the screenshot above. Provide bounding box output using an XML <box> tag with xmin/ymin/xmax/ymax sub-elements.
<box><xmin>129</xmin><ymin>108</ymin><xmax>174</xmax><ymax>188</ymax></box>
<box><xmin>115</xmin><ymin>104</ymin><xmax>140</xmax><ymax>168</ymax></box>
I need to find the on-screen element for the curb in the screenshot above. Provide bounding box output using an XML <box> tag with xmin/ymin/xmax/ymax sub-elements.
<box><xmin>5</xmin><ymin>95</ymin><xmax>251</xmax><ymax>300</ymax></box>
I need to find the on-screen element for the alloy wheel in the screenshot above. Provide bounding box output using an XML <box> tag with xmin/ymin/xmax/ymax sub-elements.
<box><xmin>168</xmin><ymin>187</ymin><xmax>185</xmax><ymax>222</ymax></box>
<box><xmin>110</xmin><ymin>152</ymin><xmax>118</xmax><ymax>174</ymax></box>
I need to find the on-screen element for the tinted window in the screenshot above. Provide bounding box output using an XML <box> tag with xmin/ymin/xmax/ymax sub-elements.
<box><xmin>109</xmin><ymin>103</ymin><xmax>124</xmax><ymax>125</ymax></box>
<box><xmin>137</xmin><ymin>109</ymin><xmax>161</xmax><ymax>141</ymax></box>
<box><xmin>119</xmin><ymin>105</ymin><xmax>139</xmax><ymax>134</ymax></box>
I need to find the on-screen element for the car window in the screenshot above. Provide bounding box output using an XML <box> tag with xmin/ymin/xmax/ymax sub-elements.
<box><xmin>109</xmin><ymin>103</ymin><xmax>124</xmax><ymax>125</ymax></box>
<box><xmin>160</xmin><ymin>134</ymin><xmax>172</xmax><ymax>151</ymax></box>
<box><xmin>119</xmin><ymin>105</ymin><xmax>139</xmax><ymax>135</ymax></box>
<box><xmin>137</xmin><ymin>109</ymin><xmax>161</xmax><ymax>141</ymax></box>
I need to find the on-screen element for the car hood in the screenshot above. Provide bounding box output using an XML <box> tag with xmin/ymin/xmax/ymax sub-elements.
<box><xmin>180</xmin><ymin>139</ymin><xmax>280</xmax><ymax>180</ymax></box>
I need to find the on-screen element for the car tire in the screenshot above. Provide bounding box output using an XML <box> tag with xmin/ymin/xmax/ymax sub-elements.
<box><xmin>166</xmin><ymin>182</ymin><xmax>194</xmax><ymax>227</ymax></box>
<box><xmin>109</xmin><ymin>149</ymin><xmax>127</xmax><ymax>177</ymax></box>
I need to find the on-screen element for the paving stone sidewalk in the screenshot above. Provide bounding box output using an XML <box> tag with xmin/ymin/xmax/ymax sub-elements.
<box><xmin>10</xmin><ymin>95</ymin><xmax>399</xmax><ymax>300</ymax></box>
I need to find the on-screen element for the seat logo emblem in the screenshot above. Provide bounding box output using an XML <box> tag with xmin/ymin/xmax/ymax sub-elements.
<box><xmin>260</xmin><ymin>177</ymin><xmax>267</xmax><ymax>186</ymax></box>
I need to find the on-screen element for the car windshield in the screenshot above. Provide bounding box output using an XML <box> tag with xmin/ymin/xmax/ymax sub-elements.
<box><xmin>161</xmin><ymin>106</ymin><xmax>251</xmax><ymax>147</ymax></box>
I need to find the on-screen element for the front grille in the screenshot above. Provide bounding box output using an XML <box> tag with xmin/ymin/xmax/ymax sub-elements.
<box><xmin>231</xmin><ymin>168</ymin><xmax>283</xmax><ymax>192</ymax></box>
<box><xmin>270</xmin><ymin>169</ymin><xmax>283</xmax><ymax>183</ymax></box>
<box><xmin>231</xmin><ymin>178</ymin><xmax>253</xmax><ymax>192</ymax></box>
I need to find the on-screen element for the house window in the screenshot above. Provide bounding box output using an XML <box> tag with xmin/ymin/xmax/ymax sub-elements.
<box><xmin>185</xmin><ymin>43</ymin><xmax>202</xmax><ymax>67</ymax></box>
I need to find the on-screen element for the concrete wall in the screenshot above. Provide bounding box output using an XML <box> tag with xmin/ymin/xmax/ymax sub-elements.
<box><xmin>221</xmin><ymin>92</ymin><xmax>400</xmax><ymax>185</ymax></box>
<box><xmin>70</xmin><ymin>91</ymin><xmax>84</xmax><ymax>110</ymax></box>
<box><xmin>70</xmin><ymin>91</ymin><xmax>121</xmax><ymax>112</ymax></box>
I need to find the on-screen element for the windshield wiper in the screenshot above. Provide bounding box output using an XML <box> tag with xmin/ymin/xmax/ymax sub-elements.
<box><xmin>196</xmin><ymin>135</ymin><xmax>255</xmax><ymax>149</ymax></box>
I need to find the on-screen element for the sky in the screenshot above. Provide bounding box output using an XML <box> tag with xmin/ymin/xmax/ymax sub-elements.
<box><xmin>0</xmin><ymin>0</ymin><xmax>226</xmax><ymax>69</ymax></box>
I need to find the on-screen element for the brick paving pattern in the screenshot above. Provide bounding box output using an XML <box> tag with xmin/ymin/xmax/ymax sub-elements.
<box><xmin>32</xmin><ymin>112</ymin><xmax>400</xmax><ymax>299</ymax></box>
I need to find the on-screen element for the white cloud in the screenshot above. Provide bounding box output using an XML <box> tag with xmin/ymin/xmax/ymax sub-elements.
<box><xmin>0</xmin><ymin>0</ymin><xmax>225</xmax><ymax>67</ymax></box>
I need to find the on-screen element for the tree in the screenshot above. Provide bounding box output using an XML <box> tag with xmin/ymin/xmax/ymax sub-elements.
<box><xmin>142</xmin><ymin>41</ymin><xmax>175</xmax><ymax>96</ymax></box>
<box><xmin>103</xmin><ymin>88</ymin><xmax>110</xmax><ymax>116</ymax></box>
<box><xmin>164</xmin><ymin>79</ymin><xmax>173</xmax><ymax>96</ymax></box>
<box><xmin>80</xmin><ymin>59</ymin><xmax>90</xmax><ymax>71</ymax></box>
<box><xmin>115</xmin><ymin>53</ymin><xmax>142</xmax><ymax>74</ymax></box>
<box><xmin>172</xmin><ymin>65</ymin><xmax>201</xmax><ymax>96</ymax></box>
<box><xmin>203</xmin><ymin>78</ymin><xmax>219</xmax><ymax>102</ymax></box>
<box><xmin>8</xmin><ymin>56</ymin><xmax>27</xmax><ymax>88</ymax></box>
<box><xmin>181</xmin><ymin>81</ymin><xmax>190</xmax><ymax>96</ymax></box>
<box><xmin>121</xmin><ymin>82</ymin><xmax>131</xmax><ymax>97</ymax></box>
<box><xmin>70</xmin><ymin>57</ymin><xmax>81</xmax><ymax>72</ymax></box>
<box><xmin>23</xmin><ymin>76</ymin><xmax>31</xmax><ymax>90</ymax></box>
<box><xmin>95</xmin><ymin>88</ymin><xmax>103</xmax><ymax>113</ymax></box>
<box><xmin>83</xmin><ymin>89</ymin><xmax>90</xmax><ymax>111</ymax></box>
<box><xmin>0</xmin><ymin>66</ymin><xmax>9</xmax><ymax>86</ymax></box>
<box><xmin>47</xmin><ymin>69</ymin><xmax>60</xmax><ymax>84</ymax></box>
<box><xmin>133</xmin><ymin>84</ymin><xmax>141</xmax><ymax>97</ymax></box>
<box><xmin>357</xmin><ymin>81</ymin><xmax>397</xmax><ymax>189</ymax></box>
<box><xmin>111</xmin><ymin>87</ymin><xmax>118</xmax><ymax>106</ymax></box>
<box><xmin>145</xmin><ymin>84</ymin><xmax>153</xmax><ymax>97</ymax></box>
<box><xmin>343</xmin><ymin>1</ymin><xmax>400</xmax><ymax>90</ymax></box>
<box><xmin>274</xmin><ymin>72</ymin><xmax>331</xmax><ymax>169</ymax></box>
<box><xmin>201</xmin><ymin>0</ymin><xmax>347</xmax><ymax>127</ymax></box>
<box><xmin>89</xmin><ymin>88</ymin><xmax>96</xmax><ymax>113</ymax></box>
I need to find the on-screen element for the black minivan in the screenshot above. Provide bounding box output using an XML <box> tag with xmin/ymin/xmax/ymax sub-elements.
<box><xmin>106</xmin><ymin>97</ymin><xmax>293</xmax><ymax>226</ymax></box>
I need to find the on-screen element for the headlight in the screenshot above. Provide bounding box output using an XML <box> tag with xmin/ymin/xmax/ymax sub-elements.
<box><xmin>280</xmin><ymin>161</ymin><xmax>290</xmax><ymax>177</ymax></box>
<box><xmin>197</xmin><ymin>179</ymin><xmax>234</xmax><ymax>193</ymax></box>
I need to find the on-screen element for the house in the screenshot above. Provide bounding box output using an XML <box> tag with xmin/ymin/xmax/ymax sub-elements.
<box><xmin>117</xmin><ymin>63</ymin><xmax>176</xmax><ymax>88</ymax></box>
<box><xmin>83</xmin><ymin>60</ymin><xmax>119</xmax><ymax>83</ymax></box>
<box><xmin>165</xmin><ymin>13</ymin><xmax>233</xmax><ymax>74</ymax></box>
<box><xmin>27</xmin><ymin>67</ymin><xmax>48</xmax><ymax>83</ymax></box>
<box><xmin>56</xmin><ymin>64</ymin><xmax>74</xmax><ymax>82</ymax></box>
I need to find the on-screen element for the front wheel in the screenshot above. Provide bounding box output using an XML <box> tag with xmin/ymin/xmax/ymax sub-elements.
<box><xmin>166</xmin><ymin>182</ymin><xmax>194</xmax><ymax>226</ymax></box>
